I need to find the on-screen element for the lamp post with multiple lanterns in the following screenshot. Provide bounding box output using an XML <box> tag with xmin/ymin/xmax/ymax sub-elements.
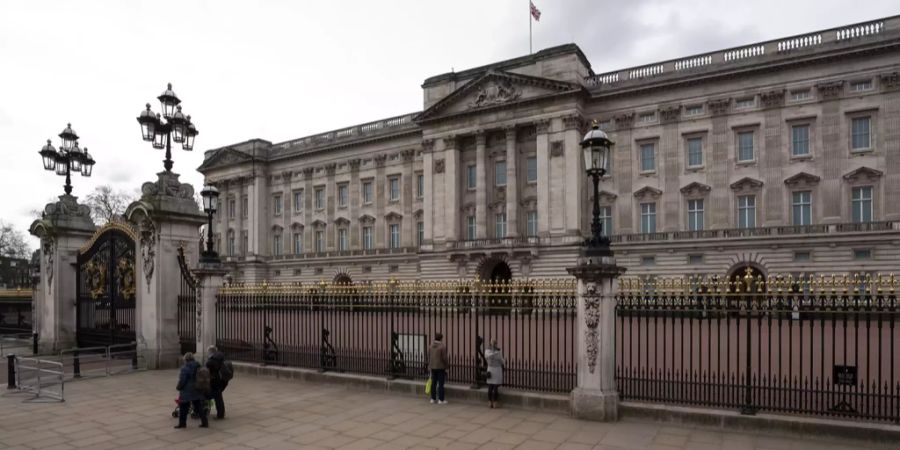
<box><xmin>37</xmin><ymin>123</ymin><xmax>96</xmax><ymax>195</ymax></box>
<box><xmin>136</xmin><ymin>83</ymin><xmax>199</xmax><ymax>172</ymax></box>
<box><xmin>200</xmin><ymin>184</ymin><xmax>220</xmax><ymax>264</ymax></box>
<box><xmin>579</xmin><ymin>121</ymin><xmax>614</xmax><ymax>256</ymax></box>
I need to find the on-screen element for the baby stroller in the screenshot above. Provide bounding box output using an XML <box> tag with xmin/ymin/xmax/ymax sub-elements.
<box><xmin>171</xmin><ymin>395</ymin><xmax>211</xmax><ymax>419</ymax></box>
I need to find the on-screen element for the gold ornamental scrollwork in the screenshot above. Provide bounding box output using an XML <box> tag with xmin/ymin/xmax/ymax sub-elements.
<box><xmin>85</xmin><ymin>259</ymin><xmax>107</xmax><ymax>299</ymax></box>
<box><xmin>117</xmin><ymin>258</ymin><xmax>136</xmax><ymax>300</ymax></box>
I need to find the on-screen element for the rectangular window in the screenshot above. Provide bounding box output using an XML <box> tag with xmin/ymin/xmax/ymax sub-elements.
<box><xmin>315</xmin><ymin>230</ymin><xmax>324</xmax><ymax>253</ymax></box>
<box><xmin>688</xmin><ymin>254</ymin><xmax>703</xmax><ymax>265</ymax></box>
<box><xmin>640</xmin><ymin>256</ymin><xmax>656</xmax><ymax>266</ymax></box>
<box><xmin>273</xmin><ymin>235</ymin><xmax>282</xmax><ymax>256</ymax></box>
<box><xmin>526</xmin><ymin>157</ymin><xmax>538</xmax><ymax>183</ymax></box>
<box><xmin>241</xmin><ymin>231</ymin><xmax>248</xmax><ymax>255</ymax></box>
<box><xmin>495</xmin><ymin>213</ymin><xmax>507</xmax><ymax>238</ymax></box>
<box><xmin>293</xmin><ymin>190</ymin><xmax>303</xmax><ymax>213</ymax></box>
<box><xmin>687</xmin><ymin>199</ymin><xmax>704</xmax><ymax>231</ymax></box>
<box><xmin>851</xmin><ymin>186</ymin><xmax>873</xmax><ymax>223</ymax></box>
<box><xmin>362</xmin><ymin>226</ymin><xmax>373</xmax><ymax>250</ymax></box>
<box><xmin>791</xmin><ymin>125</ymin><xmax>810</xmax><ymax>156</ymax></box>
<box><xmin>640</xmin><ymin>202</ymin><xmax>656</xmax><ymax>234</ymax></box>
<box><xmin>791</xmin><ymin>191</ymin><xmax>812</xmax><ymax>226</ymax></box>
<box><xmin>639</xmin><ymin>112</ymin><xmax>655</xmax><ymax>123</ymax></box>
<box><xmin>793</xmin><ymin>251</ymin><xmax>811</xmax><ymax>262</ymax></box>
<box><xmin>389</xmin><ymin>176</ymin><xmax>400</xmax><ymax>201</ymax></box>
<box><xmin>389</xmin><ymin>224</ymin><xmax>400</xmax><ymax>249</ymax></box>
<box><xmin>495</xmin><ymin>161</ymin><xmax>507</xmax><ymax>186</ymax></box>
<box><xmin>526</xmin><ymin>211</ymin><xmax>538</xmax><ymax>237</ymax></box>
<box><xmin>599</xmin><ymin>206</ymin><xmax>612</xmax><ymax>236</ymax></box>
<box><xmin>735</xmin><ymin>97</ymin><xmax>755</xmax><ymax>109</ymax></box>
<box><xmin>416</xmin><ymin>221</ymin><xmax>424</xmax><ymax>246</ymax></box>
<box><xmin>416</xmin><ymin>174</ymin><xmax>424</xmax><ymax>198</ymax></box>
<box><xmin>466</xmin><ymin>216</ymin><xmax>476</xmax><ymax>240</ymax></box>
<box><xmin>687</xmin><ymin>138</ymin><xmax>703</xmax><ymax>167</ymax></box>
<box><xmin>227</xmin><ymin>235</ymin><xmax>235</xmax><ymax>256</ymax></box>
<box><xmin>314</xmin><ymin>188</ymin><xmax>325</xmax><ymax>209</ymax></box>
<box><xmin>851</xmin><ymin>117</ymin><xmax>871</xmax><ymax>151</ymax></box>
<box><xmin>338</xmin><ymin>184</ymin><xmax>348</xmax><ymax>207</ymax></box>
<box><xmin>737</xmin><ymin>195</ymin><xmax>757</xmax><ymax>228</ymax></box>
<box><xmin>790</xmin><ymin>90</ymin><xmax>811</xmax><ymax>102</ymax></box>
<box><xmin>737</xmin><ymin>131</ymin><xmax>754</xmax><ymax>162</ymax></box>
<box><xmin>338</xmin><ymin>229</ymin><xmax>348</xmax><ymax>251</ymax></box>
<box><xmin>854</xmin><ymin>249</ymin><xmax>872</xmax><ymax>260</ymax></box>
<box><xmin>273</xmin><ymin>194</ymin><xmax>283</xmax><ymax>216</ymax></box>
<box><xmin>241</xmin><ymin>196</ymin><xmax>248</xmax><ymax>218</ymax></box>
<box><xmin>850</xmin><ymin>80</ymin><xmax>873</xmax><ymax>92</ymax></box>
<box><xmin>640</xmin><ymin>143</ymin><xmax>655</xmax><ymax>172</ymax></box>
<box><xmin>293</xmin><ymin>232</ymin><xmax>302</xmax><ymax>254</ymax></box>
<box><xmin>466</xmin><ymin>165</ymin><xmax>477</xmax><ymax>189</ymax></box>
<box><xmin>362</xmin><ymin>181</ymin><xmax>373</xmax><ymax>204</ymax></box>
<box><xmin>685</xmin><ymin>105</ymin><xmax>703</xmax><ymax>116</ymax></box>
<box><xmin>228</xmin><ymin>198</ymin><xmax>235</xmax><ymax>219</ymax></box>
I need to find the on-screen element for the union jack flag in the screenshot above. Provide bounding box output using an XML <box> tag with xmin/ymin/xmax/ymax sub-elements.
<box><xmin>530</xmin><ymin>1</ymin><xmax>541</xmax><ymax>21</ymax></box>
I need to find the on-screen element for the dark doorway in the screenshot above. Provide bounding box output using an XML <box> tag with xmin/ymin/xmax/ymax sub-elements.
<box><xmin>333</xmin><ymin>273</ymin><xmax>352</xmax><ymax>284</ymax></box>
<box><xmin>482</xmin><ymin>259</ymin><xmax>512</xmax><ymax>283</ymax></box>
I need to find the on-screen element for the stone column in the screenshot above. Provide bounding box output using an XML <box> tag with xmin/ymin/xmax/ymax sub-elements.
<box><xmin>568</xmin><ymin>251</ymin><xmax>626</xmax><ymax>421</ymax></box>
<box><xmin>401</xmin><ymin>149</ymin><xmax>415</xmax><ymax>247</ymax></box>
<box><xmin>475</xmin><ymin>131</ymin><xmax>488</xmax><ymax>239</ymax></box>
<box><xmin>422</xmin><ymin>140</ymin><xmax>435</xmax><ymax>244</ymax></box>
<box><xmin>443</xmin><ymin>136</ymin><xmax>460</xmax><ymax>242</ymax></box>
<box><xmin>349</xmin><ymin>159</ymin><xmax>361</xmax><ymax>248</ymax></box>
<box><xmin>375</xmin><ymin>154</ymin><xmax>387</xmax><ymax>247</ymax></box>
<box><xmin>303</xmin><ymin>168</ymin><xmax>315</xmax><ymax>252</ymax></box>
<box><xmin>505</xmin><ymin>126</ymin><xmax>519</xmax><ymax>237</ymax></box>
<box><xmin>193</xmin><ymin>263</ymin><xmax>228</xmax><ymax>362</ymax></box>
<box><xmin>29</xmin><ymin>195</ymin><xmax>96</xmax><ymax>353</ymax></box>
<box><xmin>563</xmin><ymin>116</ymin><xmax>585</xmax><ymax>235</ymax></box>
<box><xmin>325</xmin><ymin>164</ymin><xmax>336</xmax><ymax>250</ymax></box>
<box><xmin>535</xmin><ymin>120</ymin><xmax>551</xmax><ymax>237</ymax></box>
<box><xmin>126</xmin><ymin>171</ymin><xmax>206</xmax><ymax>369</ymax></box>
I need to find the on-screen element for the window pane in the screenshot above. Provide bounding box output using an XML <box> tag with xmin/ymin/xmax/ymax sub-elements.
<box><xmin>687</xmin><ymin>199</ymin><xmax>704</xmax><ymax>231</ymax></box>
<box><xmin>599</xmin><ymin>206</ymin><xmax>612</xmax><ymax>236</ymax></box>
<box><xmin>467</xmin><ymin>165</ymin><xmax>476</xmax><ymax>189</ymax></box>
<box><xmin>687</xmin><ymin>138</ymin><xmax>703</xmax><ymax>167</ymax></box>
<box><xmin>389</xmin><ymin>224</ymin><xmax>400</xmax><ymax>248</ymax></box>
<box><xmin>417</xmin><ymin>221</ymin><xmax>424</xmax><ymax>245</ymax></box>
<box><xmin>416</xmin><ymin>174</ymin><xmax>424</xmax><ymax>198</ymax></box>
<box><xmin>526</xmin><ymin>157</ymin><xmax>538</xmax><ymax>182</ymax></box>
<box><xmin>852</xmin><ymin>117</ymin><xmax>871</xmax><ymax>150</ymax></box>
<box><xmin>389</xmin><ymin>177</ymin><xmax>400</xmax><ymax>201</ymax></box>
<box><xmin>640</xmin><ymin>144</ymin><xmax>655</xmax><ymax>171</ymax></box>
<box><xmin>467</xmin><ymin>216</ymin><xmax>476</xmax><ymax>240</ymax></box>
<box><xmin>792</xmin><ymin>191</ymin><xmax>811</xmax><ymax>226</ymax></box>
<box><xmin>640</xmin><ymin>203</ymin><xmax>656</xmax><ymax>233</ymax></box>
<box><xmin>738</xmin><ymin>195</ymin><xmax>756</xmax><ymax>228</ymax></box>
<box><xmin>495</xmin><ymin>161</ymin><xmax>507</xmax><ymax>186</ymax></box>
<box><xmin>738</xmin><ymin>132</ymin><xmax>754</xmax><ymax>161</ymax></box>
<box><xmin>495</xmin><ymin>213</ymin><xmax>507</xmax><ymax>238</ymax></box>
<box><xmin>852</xmin><ymin>187</ymin><xmax>873</xmax><ymax>223</ymax></box>
<box><xmin>791</xmin><ymin>125</ymin><xmax>810</xmax><ymax>156</ymax></box>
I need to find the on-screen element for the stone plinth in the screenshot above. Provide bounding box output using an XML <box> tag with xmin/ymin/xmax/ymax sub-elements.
<box><xmin>192</xmin><ymin>261</ymin><xmax>228</xmax><ymax>362</ymax></box>
<box><xmin>126</xmin><ymin>171</ymin><xmax>206</xmax><ymax>369</ymax></box>
<box><xmin>567</xmin><ymin>250</ymin><xmax>626</xmax><ymax>422</ymax></box>
<box><xmin>29</xmin><ymin>194</ymin><xmax>96</xmax><ymax>353</ymax></box>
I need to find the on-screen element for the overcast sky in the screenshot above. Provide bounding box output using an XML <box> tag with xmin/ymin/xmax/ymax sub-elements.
<box><xmin>1</xmin><ymin>1</ymin><xmax>897</xmax><ymax>250</ymax></box>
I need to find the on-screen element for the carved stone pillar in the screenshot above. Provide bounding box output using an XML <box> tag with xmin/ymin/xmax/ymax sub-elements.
<box><xmin>374</xmin><ymin>154</ymin><xmax>387</xmax><ymax>248</ymax></box>
<box><xmin>325</xmin><ymin>163</ymin><xmax>337</xmax><ymax>250</ymax></box>
<box><xmin>422</xmin><ymin>140</ymin><xmax>435</xmax><ymax>245</ymax></box>
<box><xmin>442</xmin><ymin>136</ymin><xmax>459</xmax><ymax>242</ymax></box>
<box><xmin>192</xmin><ymin>264</ymin><xmax>228</xmax><ymax>362</ymax></box>
<box><xmin>564</xmin><ymin>115</ymin><xmax>585</xmax><ymax>235</ymax></box>
<box><xmin>475</xmin><ymin>131</ymin><xmax>488</xmax><ymax>239</ymax></box>
<box><xmin>349</xmin><ymin>159</ymin><xmax>361</xmax><ymax>248</ymax></box>
<box><xmin>401</xmin><ymin>149</ymin><xmax>415</xmax><ymax>247</ymax></box>
<box><xmin>505</xmin><ymin>126</ymin><xmax>519</xmax><ymax>237</ymax></box>
<box><xmin>29</xmin><ymin>195</ymin><xmax>96</xmax><ymax>353</ymax></box>
<box><xmin>302</xmin><ymin>167</ymin><xmax>315</xmax><ymax>253</ymax></box>
<box><xmin>535</xmin><ymin>120</ymin><xmax>551</xmax><ymax>237</ymax></box>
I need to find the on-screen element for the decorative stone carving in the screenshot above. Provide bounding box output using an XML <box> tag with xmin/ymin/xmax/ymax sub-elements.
<box><xmin>550</xmin><ymin>141</ymin><xmax>564</xmax><ymax>157</ymax></box>
<box><xmin>563</xmin><ymin>115</ymin><xmax>585</xmax><ymax>131</ymax></box>
<box><xmin>842</xmin><ymin>166</ymin><xmax>883</xmax><ymax>184</ymax></box>
<box><xmin>659</xmin><ymin>106</ymin><xmax>681</xmax><ymax>123</ymax></box>
<box><xmin>141</xmin><ymin>171</ymin><xmax>195</xmax><ymax>200</ymax></box>
<box><xmin>816</xmin><ymin>80</ymin><xmax>844</xmax><ymax>99</ymax></box>
<box><xmin>519</xmin><ymin>197</ymin><xmax>538</xmax><ymax>209</ymax></box>
<box><xmin>359</xmin><ymin>214</ymin><xmax>376</xmax><ymax>225</ymax></box>
<box><xmin>139</xmin><ymin>219</ymin><xmax>157</xmax><ymax>292</ymax></box>
<box><xmin>583</xmin><ymin>283</ymin><xmax>601</xmax><ymax>374</ymax></box>
<box><xmin>348</xmin><ymin>159</ymin><xmax>361</xmax><ymax>170</ymax></box>
<box><xmin>43</xmin><ymin>194</ymin><xmax>92</xmax><ymax>219</ymax></box>
<box><xmin>760</xmin><ymin>89</ymin><xmax>786</xmax><ymax>109</ymax></box>
<box><xmin>400</xmin><ymin>149</ymin><xmax>415</xmax><ymax>162</ymax></box>
<box><xmin>633</xmin><ymin>186</ymin><xmax>663</xmax><ymax>201</ymax></box>
<box><xmin>880</xmin><ymin>72</ymin><xmax>899</xmax><ymax>90</ymax></box>
<box><xmin>324</xmin><ymin>163</ymin><xmax>337</xmax><ymax>175</ymax></box>
<box><xmin>460</xmin><ymin>203</ymin><xmax>477</xmax><ymax>215</ymax></box>
<box><xmin>42</xmin><ymin>237</ymin><xmax>55</xmax><ymax>288</ymax></box>
<box><xmin>421</xmin><ymin>139</ymin><xmax>435</xmax><ymax>153</ymax></box>
<box><xmin>442</xmin><ymin>135</ymin><xmax>456</xmax><ymax>148</ymax></box>
<box><xmin>535</xmin><ymin>119</ymin><xmax>551</xmax><ymax>134</ymax></box>
<box><xmin>468</xmin><ymin>79</ymin><xmax>521</xmax><ymax>109</ymax></box>
<box><xmin>302</xmin><ymin>167</ymin><xmax>315</xmax><ymax>176</ymax></box>
<box><xmin>597</xmin><ymin>190</ymin><xmax>618</xmax><ymax>204</ymax></box>
<box><xmin>385</xmin><ymin>211</ymin><xmax>403</xmax><ymax>222</ymax></box>
<box><xmin>783</xmin><ymin>172</ymin><xmax>821</xmax><ymax>188</ymax></box>
<box><xmin>679</xmin><ymin>182</ymin><xmax>712</xmax><ymax>197</ymax></box>
<box><xmin>434</xmin><ymin>159</ymin><xmax>445</xmax><ymax>174</ymax></box>
<box><xmin>729</xmin><ymin>177</ymin><xmax>764</xmax><ymax>192</ymax></box>
<box><xmin>281</xmin><ymin>170</ymin><xmax>293</xmax><ymax>180</ymax></box>
<box><xmin>613</xmin><ymin>113</ymin><xmax>635</xmax><ymax>130</ymax></box>
<box><xmin>707</xmin><ymin>98</ymin><xmax>731</xmax><ymax>115</ymax></box>
<box><xmin>374</xmin><ymin>154</ymin><xmax>387</xmax><ymax>168</ymax></box>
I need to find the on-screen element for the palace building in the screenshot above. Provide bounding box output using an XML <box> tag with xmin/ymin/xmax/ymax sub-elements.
<box><xmin>199</xmin><ymin>16</ymin><xmax>900</xmax><ymax>283</ymax></box>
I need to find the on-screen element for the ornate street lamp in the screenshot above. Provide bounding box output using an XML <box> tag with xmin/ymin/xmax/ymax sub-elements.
<box><xmin>136</xmin><ymin>83</ymin><xmax>199</xmax><ymax>172</ymax></box>
<box><xmin>37</xmin><ymin>123</ymin><xmax>96</xmax><ymax>195</ymax></box>
<box><xmin>580</xmin><ymin>121</ymin><xmax>614</xmax><ymax>256</ymax></box>
<box><xmin>200</xmin><ymin>184</ymin><xmax>220</xmax><ymax>264</ymax></box>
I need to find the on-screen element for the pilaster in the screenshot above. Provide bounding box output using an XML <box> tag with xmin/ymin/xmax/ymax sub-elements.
<box><xmin>192</xmin><ymin>264</ymin><xmax>228</xmax><ymax>362</ymax></box>
<box><xmin>375</xmin><ymin>154</ymin><xmax>387</xmax><ymax>247</ymax></box>
<box><xmin>349</xmin><ymin>159</ymin><xmax>361</xmax><ymax>248</ymax></box>
<box><xmin>475</xmin><ymin>131</ymin><xmax>488</xmax><ymax>239</ymax></box>
<box><xmin>401</xmin><ymin>149</ymin><xmax>415</xmax><ymax>247</ymax></box>
<box><xmin>443</xmin><ymin>136</ymin><xmax>459</xmax><ymax>242</ymax></box>
<box><xmin>564</xmin><ymin>116</ymin><xmax>585</xmax><ymax>235</ymax></box>
<box><xmin>536</xmin><ymin>120</ymin><xmax>551</xmax><ymax>237</ymax></box>
<box><xmin>422</xmin><ymin>140</ymin><xmax>435</xmax><ymax>244</ymax></box>
<box><xmin>505</xmin><ymin>126</ymin><xmax>519</xmax><ymax>237</ymax></box>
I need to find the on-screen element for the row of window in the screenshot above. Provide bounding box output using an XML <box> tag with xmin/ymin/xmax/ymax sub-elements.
<box><xmin>629</xmin><ymin>186</ymin><xmax>874</xmax><ymax>234</ymax></box>
<box><xmin>637</xmin><ymin>116</ymin><xmax>874</xmax><ymax>173</ymax></box>
<box><xmin>465</xmin><ymin>157</ymin><xmax>539</xmax><ymax>189</ymax></box>
<box><xmin>224</xmin><ymin>222</ymin><xmax>426</xmax><ymax>257</ymax></box>
<box><xmin>463</xmin><ymin>211</ymin><xmax>540</xmax><ymax>240</ymax></box>
<box><xmin>638</xmin><ymin>246</ymin><xmax>875</xmax><ymax>267</ymax></box>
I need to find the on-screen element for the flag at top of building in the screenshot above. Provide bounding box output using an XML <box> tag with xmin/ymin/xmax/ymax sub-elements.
<box><xmin>530</xmin><ymin>1</ymin><xmax>541</xmax><ymax>21</ymax></box>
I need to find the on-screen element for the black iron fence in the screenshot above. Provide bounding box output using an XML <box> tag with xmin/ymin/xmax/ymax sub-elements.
<box><xmin>177</xmin><ymin>247</ymin><xmax>197</xmax><ymax>354</ymax></box>
<box><xmin>616</xmin><ymin>271</ymin><xmax>900</xmax><ymax>423</ymax></box>
<box><xmin>216</xmin><ymin>279</ymin><xmax>576</xmax><ymax>393</ymax></box>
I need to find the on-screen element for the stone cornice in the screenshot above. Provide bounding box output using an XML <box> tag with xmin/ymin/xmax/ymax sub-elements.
<box><xmin>816</xmin><ymin>80</ymin><xmax>844</xmax><ymax>100</ymax></box>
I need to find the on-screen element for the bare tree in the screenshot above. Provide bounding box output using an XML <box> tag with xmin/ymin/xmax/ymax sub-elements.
<box><xmin>0</xmin><ymin>220</ymin><xmax>31</xmax><ymax>259</ymax></box>
<box><xmin>85</xmin><ymin>185</ymin><xmax>137</xmax><ymax>224</ymax></box>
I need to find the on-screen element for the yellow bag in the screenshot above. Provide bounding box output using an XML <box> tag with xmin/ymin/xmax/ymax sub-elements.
<box><xmin>425</xmin><ymin>377</ymin><xmax>433</xmax><ymax>396</ymax></box>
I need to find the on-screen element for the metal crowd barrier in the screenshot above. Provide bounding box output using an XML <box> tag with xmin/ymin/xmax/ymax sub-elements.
<box><xmin>58</xmin><ymin>342</ymin><xmax>140</xmax><ymax>380</ymax></box>
<box><xmin>0</xmin><ymin>333</ymin><xmax>34</xmax><ymax>357</ymax></box>
<box><xmin>7</xmin><ymin>354</ymin><xmax>64</xmax><ymax>402</ymax></box>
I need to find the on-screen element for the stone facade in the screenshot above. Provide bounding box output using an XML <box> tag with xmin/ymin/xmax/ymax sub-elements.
<box><xmin>199</xmin><ymin>17</ymin><xmax>900</xmax><ymax>282</ymax></box>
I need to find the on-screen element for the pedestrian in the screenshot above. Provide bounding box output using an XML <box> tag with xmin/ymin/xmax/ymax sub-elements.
<box><xmin>485</xmin><ymin>339</ymin><xmax>505</xmax><ymax>408</ymax></box>
<box><xmin>428</xmin><ymin>332</ymin><xmax>448</xmax><ymax>404</ymax></box>
<box><xmin>205</xmin><ymin>345</ymin><xmax>229</xmax><ymax>419</ymax></box>
<box><xmin>175</xmin><ymin>352</ymin><xmax>209</xmax><ymax>429</ymax></box>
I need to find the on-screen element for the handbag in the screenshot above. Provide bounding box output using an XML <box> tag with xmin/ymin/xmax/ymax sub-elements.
<box><xmin>425</xmin><ymin>377</ymin><xmax>433</xmax><ymax>395</ymax></box>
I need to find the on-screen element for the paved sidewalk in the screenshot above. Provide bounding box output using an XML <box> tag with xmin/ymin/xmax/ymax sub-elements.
<box><xmin>0</xmin><ymin>369</ymin><xmax>894</xmax><ymax>450</ymax></box>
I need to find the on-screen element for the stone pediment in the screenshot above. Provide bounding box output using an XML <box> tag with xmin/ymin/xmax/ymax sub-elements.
<box><xmin>416</xmin><ymin>70</ymin><xmax>582</xmax><ymax>122</ymax></box>
<box><xmin>197</xmin><ymin>147</ymin><xmax>254</xmax><ymax>171</ymax></box>
<box><xmin>843</xmin><ymin>166</ymin><xmax>883</xmax><ymax>184</ymax></box>
<box><xmin>783</xmin><ymin>172</ymin><xmax>821</xmax><ymax>188</ymax></box>
<box><xmin>597</xmin><ymin>190</ymin><xmax>618</xmax><ymax>203</ymax></box>
<box><xmin>679</xmin><ymin>182</ymin><xmax>712</xmax><ymax>197</ymax></box>
<box><xmin>359</xmin><ymin>214</ymin><xmax>376</xmax><ymax>225</ymax></box>
<box><xmin>729</xmin><ymin>177</ymin><xmax>764</xmax><ymax>192</ymax></box>
<box><xmin>633</xmin><ymin>186</ymin><xmax>662</xmax><ymax>200</ymax></box>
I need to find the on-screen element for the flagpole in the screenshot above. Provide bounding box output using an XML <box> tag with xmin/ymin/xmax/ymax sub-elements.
<box><xmin>529</xmin><ymin>1</ymin><xmax>532</xmax><ymax>54</ymax></box>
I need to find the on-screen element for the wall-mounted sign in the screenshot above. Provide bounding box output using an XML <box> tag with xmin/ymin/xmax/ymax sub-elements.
<box><xmin>833</xmin><ymin>365</ymin><xmax>857</xmax><ymax>386</ymax></box>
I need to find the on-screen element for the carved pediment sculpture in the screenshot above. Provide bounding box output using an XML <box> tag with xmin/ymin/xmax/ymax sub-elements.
<box><xmin>385</xmin><ymin>211</ymin><xmax>403</xmax><ymax>222</ymax></box>
<box><xmin>633</xmin><ymin>186</ymin><xmax>663</xmax><ymax>201</ymax></box>
<box><xmin>434</xmin><ymin>159</ymin><xmax>445</xmax><ymax>173</ymax></box>
<box><xmin>422</xmin><ymin>139</ymin><xmax>435</xmax><ymax>153</ymax></box>
<box><xmin>358</xmin><ymin>214</ymin><xmax>376</xmax><ymax>225</ymax></box>
<box><xmin>679</xmin><ymin>182</ymin><xmax>712</xmax><ymax>197</ymax></box>
<box><xmin>469</xmin><ymin>79</ymin><xmax>521</xmax><ymax>109</ymax></box>
<box><xmin>311</xmin><ymin>219</ymin><xmax>327</xmax><ymax>229</ymax></box>
<box><xmin>783</xmin><ymin>172</ymin><xmax>821</xmax><ymax>188</ymax></box>
<box><xmin>842</xmin><ymin>166</ymin><xmax>883</xmax><ymax>184</ymax></box>
<box><xmin>550</xmin><ymin>141</ymin><xmax>564</xmax><ymax>157</ymax></box>
<box><xmin>290</xmin><ymin>222</ymin><xmax>305</xmax><ymax>231</ymax></box>
<box><xmin>197</xmin><ymin>148</ymin><xmax>253</xmax><ymax>171</ymax></box>
<box><xmin>334</xmin><ymin>216</ymin><xmax>350</xmax><ymax>226</ymax></box>
<box><xmin>729</xmin><ymin>177</ymin><xmax>764</xmax><ymax>192</ymax></box>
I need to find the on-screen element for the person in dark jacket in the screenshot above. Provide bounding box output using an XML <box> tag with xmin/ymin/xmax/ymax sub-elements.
<box><xmin>205</xmin><ymin>345</ymin><xmax>227</xmax><ymax>419</ymax></box>
<box><xmin>175</xmin><ymin>352</ymin><xmax>208</xmax><ymax>428</ymax></box>
<box><xmin>428</xmin><ymin>332</ymin><xmax>449</xmax><ymax>404</ymax></box>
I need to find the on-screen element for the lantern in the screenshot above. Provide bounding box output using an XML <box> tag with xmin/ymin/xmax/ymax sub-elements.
<box><xmin>39</xmin><ymin>139</ymin><xmax>57</xmax><ymax>171</ymax></box>
<box><xmin>137</xmin><ymin>103</ymin><xmax>159</xmax><ymax>142</ymax></box>
<box><xmin>81</xmin><ymin>148</ymin><xmax>95</xmax><ymax>177</ymax></box>
<box><xmin>580</xmin><ymin>123</ymin><xmax>613</xmax><ymax>175</ymax></box>
<box><xmin>58</xmin><ymin>123</ymin><xmax>79</xmax><ymax>151</ymax></box>
<box><xmin>157</xmin><ymin>82</ymin><xmax>181</xmax><ymax>119</ymax></box>
<box><xmin>201</xmin><ymin>184</ymin><xmax>219</xmax><ymax>213</ymax></box>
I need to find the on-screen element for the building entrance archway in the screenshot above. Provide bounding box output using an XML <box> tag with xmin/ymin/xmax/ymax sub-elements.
<box><xmin>479</xmin><ymin>258</ymin><xmax>512</xmax><ymax>283</ymax></box>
